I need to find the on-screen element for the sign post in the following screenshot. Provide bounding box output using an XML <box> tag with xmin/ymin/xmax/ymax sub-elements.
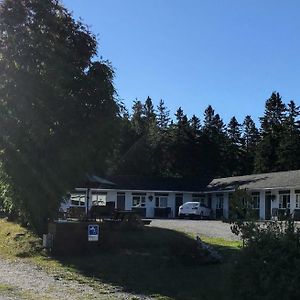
<box><xmin>88</xmin><ymin>224</ymin><xmax>99</xmax><ymax>242</ymax></box>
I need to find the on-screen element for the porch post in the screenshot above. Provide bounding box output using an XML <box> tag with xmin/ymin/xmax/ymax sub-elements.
<box><xmin>259</xmin><ymin>191</ymin><xmax>265</xmax><ymax>220</ymax></box>
<box><xmin>85</xmin><ymin>188</ymin><xmax>90</xmax><ymax>214</ymax></box>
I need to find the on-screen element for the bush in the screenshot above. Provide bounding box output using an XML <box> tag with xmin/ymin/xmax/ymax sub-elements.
<box><xmin>231</xmin><ymin>220</ymin><xmax>300</xmax><ymax>300</ymax></box>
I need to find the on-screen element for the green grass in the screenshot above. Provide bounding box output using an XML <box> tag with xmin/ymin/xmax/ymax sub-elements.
<box><xmin>0</xmin><ymin>218</ymin><xmax>241</xmax><ymax>300</ymax></box>
<box><xmin>0</xmin><ymin>283</ymin><xmax>16</xmax><ymax>293</ymax></box>
<box><xmin>0</xmin><ymin>218</ymin><xmax>42</xmax><ymax>258</ymax></box>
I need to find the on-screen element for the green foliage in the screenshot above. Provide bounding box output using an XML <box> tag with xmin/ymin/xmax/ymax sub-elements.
<box><xmin>229</xmin><ymin>189</ymin><xmax>258</xmax><ymax>223</ymax></box>
<box><xmin>113</xmin><ymin>90</ymin><xmax>300</xmax><ymax>180</ymax></box>
<box><xmin>255</xmin><ymin>92</ymin><xmax>287</xmax><ymax>172</ymax></box>
<box><xmin>0</xmin><ymin>0</ymin><xmax>118</xmax><ymax>233</ymax></box>
<box><xmin>241</xmin><ymin>115</ymin><xmax>259</xmax><ymax>174</ymax></box>
<box><xmin>231</xmin><ymin>220</ymin><xmax>300</xmax><ymax>300</ymax></box>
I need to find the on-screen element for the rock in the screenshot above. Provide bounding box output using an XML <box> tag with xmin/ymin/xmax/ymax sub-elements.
<box><xmin>196</xmin><ymin>236</ymin><xmax>222</xmax><ymax>263</ymax></box>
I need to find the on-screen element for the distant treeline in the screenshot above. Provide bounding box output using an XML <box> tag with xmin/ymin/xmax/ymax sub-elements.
<box><xmin>108</xmin><ymin>92</ymin><xmax>300</xmax><ymax>178</ymax></box>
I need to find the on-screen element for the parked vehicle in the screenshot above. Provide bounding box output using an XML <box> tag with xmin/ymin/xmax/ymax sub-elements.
<box><xmin>178</xmin><ymin>202</ymin><xmax>211</xmax><ymax>219</ymax></box>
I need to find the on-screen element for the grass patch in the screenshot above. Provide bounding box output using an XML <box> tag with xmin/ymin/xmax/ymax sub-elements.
<box><xmin>0</xmin><ymin>283</ymin><xmax>16</xmax><ymax>293</ymax></box>
<box><xmin>0</xmin><ymin>218</ymin><xmax>42</xmax><ymax>258</ymax></box>
<box><xmin>0</xmin><ymin>218</ymin><xmax>241</xmax><ymax>300</ymax></box>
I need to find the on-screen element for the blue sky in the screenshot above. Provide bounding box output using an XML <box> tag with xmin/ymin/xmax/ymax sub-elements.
<box><xmin>62</xmin><ymin>0</ymin><xmax>300</xmax><ymax>125</ymax></box>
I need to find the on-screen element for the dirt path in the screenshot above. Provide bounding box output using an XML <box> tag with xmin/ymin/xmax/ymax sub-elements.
<box><xmin>0</xmin><ymin>257</ymin><xmax>152</xmax><ymax>300</ymax></box>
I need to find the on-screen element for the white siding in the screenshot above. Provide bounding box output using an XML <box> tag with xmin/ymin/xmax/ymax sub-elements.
<box><xmin>146</xmin><ymin>192</ymin><xmax>155</xmax><ymax>218</ymax></box>
<box><xmin>290</xmin><ymin>189</ymin><xmax>296</xmax><ymax>213</ymax></box>
<box><xmin>211</xmin><ymin>194</ymin><xmax>217</xmax><ymax>218</ymax></box>
<box><xmin>223</xmin><ymin>193</ymin><xmax>229</xmax><ymax>218</ymax></box>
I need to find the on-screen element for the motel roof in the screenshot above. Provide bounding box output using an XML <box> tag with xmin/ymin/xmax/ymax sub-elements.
<box><xmin>206</xmin><ymin>169</ymin><xmax>300</xmax><ymax>192</ymax></box>
<box><xmin>86</xmin><ymin>175</ymin><xmax>211</xmax><ymax>193</ymax></box>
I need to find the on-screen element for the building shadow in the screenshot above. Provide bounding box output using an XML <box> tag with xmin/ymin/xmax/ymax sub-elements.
<box><xmin>52</xmin><ymin>226</ymin><xmax>240</xmax><ymax>300</ymax></box>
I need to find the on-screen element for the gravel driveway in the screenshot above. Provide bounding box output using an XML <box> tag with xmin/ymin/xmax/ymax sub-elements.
<box><xmin>0</xmin><ymin>258</ymin><xmax>153</xmax><ymax>300</ymax></box>
<box><xmin>149</xmin><ymin>219</ymin><xmax>239</xmax><ymax>241</ymax></box>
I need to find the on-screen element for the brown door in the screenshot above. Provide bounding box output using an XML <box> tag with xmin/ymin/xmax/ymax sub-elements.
<box><xmin>117</xmin><ymin>193</ymin><xmax>125</xmax><ymax>210</ymax></box>
<box><xmin>265</xmin><ymin>193</ymin><xmax>271</xmax><ymax>220</ymax></box>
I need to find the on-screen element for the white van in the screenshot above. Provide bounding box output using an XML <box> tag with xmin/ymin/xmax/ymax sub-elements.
<box><xmin>178</xmin><ymin>202</ymin><xmax>211</xmax><ymax>219</ymax></box>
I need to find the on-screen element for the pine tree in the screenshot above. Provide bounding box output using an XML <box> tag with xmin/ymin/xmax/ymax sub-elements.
<box><xmin>144</xmin><ymin>96</ymin><xmax>156</xmax><ymax>127</ymax></box>
<box><xmin>226</xmin><ymin>117</ymin><xmax>243</xmax><ymax>175</ymax></box>
<box><xmin>201</xmin><ymin>105</ymin><xmax>227</xmax><ymax>177</ymax></box>
<box><xmin>190</xmin><ymin>115</ymin><xmax>201</xmax><ymax>136</ymax></box>
<box><xmin>156</xmin><ymin>99</ymin><xmax>170</xmax><ymax>130</ymax></box>
<box><xmin>255</xmin><ymin>92</ymin><xmax>286</xmax><ymax>172</ymax></box>
<box><xmin>277</xmin><ymin>100</ymin><xmax>300</xmax><ymax>170</ymax></box>
<box><xmin>241</xmin><ymin>115</ymin><xmax>260</xmax><ymax>174</ymax></box>
<box><xmin>131</xmin><ymin>100</ymin><xmax>145</xmax><ymax>136</ymax></box>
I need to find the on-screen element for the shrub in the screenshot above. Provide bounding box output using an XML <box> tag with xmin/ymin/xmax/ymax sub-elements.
<box><xmin>231</xmin><ymin>220</ymin><xmax>300</xmax><ymax>300</ymax></box>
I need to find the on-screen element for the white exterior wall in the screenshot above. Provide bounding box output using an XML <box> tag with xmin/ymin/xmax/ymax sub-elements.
<box><xmin>290</xmin><ymin>189</ymin><xmax>296</xmax><ymax>212</ymax></box>
<box><xmin>146</xmin><ymin>192</ymin><xmax>155</xmax><ymax>218</ymax></box>
<box><xmin>124</xmin><ymin>192</ymin><xmax>132</xmax><ymax>210</ymax></box>
<box><xmin>106</xmin><ymin>191</ymin><xmax>117</xmax><ymax>206</ymax></box>
<box><xmin>211</xmin><ymin>194</ymin><xmax>217</xmax><ymax>218</ymax></box>
<box><xmin>168</xmin><ymin>193</ymin><xmax>176</xmax><ymax>218</ymax></box>
<box><xmin>63</xmin><ymin>186</ymin><xmax>300</xmax><ymax>220</ymax></box>
<box><xmin>270</xmin><ymin>189</ymin><xmax>279</xmax><ymax>213</ymax></box>
<box><xmin>223</xmin><ymin>193</ymin><xmax>229</xmax><ymax>218</ymax></box>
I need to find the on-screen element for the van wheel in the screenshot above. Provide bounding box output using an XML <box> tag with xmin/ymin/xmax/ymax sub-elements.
<box><xmin>199</xmin><ymin>212</ymin><xmax>204</xmax><ymax>220</ymax></box>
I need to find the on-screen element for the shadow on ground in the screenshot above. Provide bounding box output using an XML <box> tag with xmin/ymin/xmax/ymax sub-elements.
<box><xmin>54</xmin><ymin>226</ymin><xmax>240</xmax><ymax>300</ymax></box>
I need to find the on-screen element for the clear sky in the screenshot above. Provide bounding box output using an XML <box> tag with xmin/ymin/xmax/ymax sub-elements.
<box><xmin>62</xmin><ymin>0</ymin><xmax>300</xmax><ymax>125</ymax></box>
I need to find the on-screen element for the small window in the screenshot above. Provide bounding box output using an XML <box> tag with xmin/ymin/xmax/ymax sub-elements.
<box><xmin>92</xmin><ymin>192</ymin><xmax>107</xmax><ymax>206</ymax></box>
<box><xmin>155</xmin><ymin>196</ymin><xmax>168</xmax><ymax>208</ymax></box>
<box><xmin>279</xmin><ymin>194</ymin><xmax>290</xmax><ymax>209</ymax></box>
<box><xmin>251</xmin><ymin>193</ymin><xmax>260</xmax><ymax>209</ymax></box>
<box><xmin>216</xmin><ymin>194</ymin><xmax>224</xmax><ymax>209</ymax></box>
<box><xmin>132</xmin><ymin>194</ymin><xmax>146</xmax><ymax>207</ymax></box>
<box><xmin>296</xmin><ymin>194</ymin><xmax>300</xmax><ymax>208</ymax></box>
<box><xmin>192</xmin><ymin>194</ymin><xmax>205</xmax><ymax>204</ymax></box>
<box><xmin>70</xmin><ymin>193</ymin><xmax>86</xmax><ymax>207</ymax></box>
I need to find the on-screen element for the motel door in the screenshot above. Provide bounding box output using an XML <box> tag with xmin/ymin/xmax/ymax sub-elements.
<box><xmin>265</xmin><ymin>191</ymin><xmax>272</xmax><ymax>220</ymax></box>
<box><xmin>117</xmin><ymin>192</ymin><xmax>125</xmax><ymax>210</ymax></box>
<box><xmin>216</xmin><ymin>194</ymin><xmax>224</xmax><ymax>219</ymax></box>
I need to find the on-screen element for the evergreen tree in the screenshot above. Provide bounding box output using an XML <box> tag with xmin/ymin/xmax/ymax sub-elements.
<box><xmin>144</xmin><ymin>96</ymin><xmax>156</xmax><ymax>125</ymax></box>
<box><xmin>190</xmin><ymin>115</ymin><xmax>201</xmax><ymax>136</ymax></box>
<box><xmin>241</xmin><ymin>115</ymin><xmax>260</xmax><ymax>174</ymax></box>
<box><xmin>226</xmin><ymin>117</ymin><xmax>243</xmax><ymax>175</ymax></box>
<box><xmin>255</xmin><ymin>92</ymin><xmax>286</xmax><ymax>172</ymax></box>
<box><xmin>156</xmin><ymin>99</ymin><xmax>170</xmax><ymax>129</ymax></box>
<box><xmin>131</xmin><ymin>100</ymin><xmax>145</xmax><ymax>136</ymax></box>
<box><xmin>202</xmin><ymin>105</ymin><xmax>227</xmax><ymax>177</ymax></box>
<box><xmin>277</xmin><ymin>100</ymin><xmax>300</xmax><ymax>170</ymax></box>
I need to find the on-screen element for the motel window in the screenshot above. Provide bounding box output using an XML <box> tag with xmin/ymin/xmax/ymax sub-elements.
<box><xmin>279</xmin><ymin>191</ymin><xmax>290</xmax><ymax>209</ymax></box>
<box><xmin>132</xmin><ymin>193</ymin><xmax>146</xmax><ymax>207</ymax></box>
<box><xmin>216</xmin><ymin>194</ymin><xmax>224</xmax><ymax>209</ymax></box>
<box><xmin>91</xmin><ymin>192</ymin><xmax>107</xmax><ymax>206</ymax></box>
<box><xmin>296</xmin><ymin>191</ymin><xmax>300</xmax><ymax>208</ymax></box>
<box><xmin>251</xmin><ymin>192</ymin><xmax>260</xmax><ymax>209</ymax></box>
<box><xmin>155</xmin><ymin>193</ymin><xmax>168</xmax><ymax>208</ymax></box>
<box><xmin>70</xmin><ymin>192</ymin><xmax>86</xmax><ymax>207</ymax></box>
<box><xmin>192</xmin><ymin>194</ymin><xmax>205</xmax><ymax>205</ymax></box>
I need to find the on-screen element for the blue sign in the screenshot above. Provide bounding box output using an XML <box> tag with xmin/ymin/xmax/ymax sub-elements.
<box><xmin>88</xmin><ymin>224</ymin><xmax>99</xmax><ymax>242</ymax></box>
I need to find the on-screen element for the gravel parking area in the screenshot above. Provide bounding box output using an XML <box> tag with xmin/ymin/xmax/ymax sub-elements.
<box><xmin>149</xmin><ymin>219</ymin><xmax>239</xmax><ymax>241</ymax></box>
<box><xmin>0</xmin><ymin>258</ymin><xmax>153</xmax><ymax>300</ymax></box>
